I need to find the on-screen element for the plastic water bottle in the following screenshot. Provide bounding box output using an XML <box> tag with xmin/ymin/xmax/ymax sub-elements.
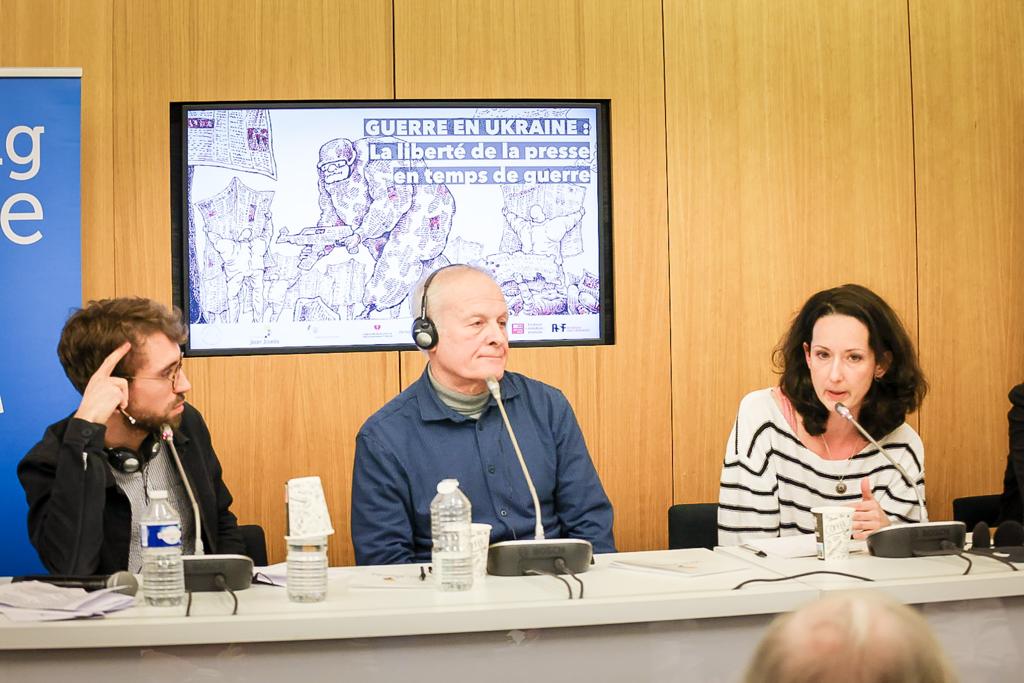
<box><xmin>286</xmin><ymin>536</ymin><xmax>328</xmax><ymax>602</ymax></box>
<box><xmin>140</xmin><ymin>490</ymin><xmax>185</xmax><ymax>607</ymax></box>
<box><xmin>430</xmin><ymin>478</ymin><xmax>473</xmax><ymax>591</ymax></box>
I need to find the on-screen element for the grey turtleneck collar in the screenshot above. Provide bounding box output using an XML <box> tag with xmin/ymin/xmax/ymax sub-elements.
<box><xmin>427</xmin><ymin>364</ymin><xmax>490</xmax><ymax>420</ymax></box>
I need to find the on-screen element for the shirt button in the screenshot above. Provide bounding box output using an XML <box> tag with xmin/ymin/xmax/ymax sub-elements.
<box><xmin>500</xmin><ymin>509</ymin><xmax>508</xmax><ymax>517</ymax></box>
<box><xmin>82</xmin><ymin>427</ymin><xmax>93</xmax><ymax>437</ymax></box>
<box><xmin>488</xmin><ymin>465</ymin><xmax>496</xmax><ymax>474</ymax></box>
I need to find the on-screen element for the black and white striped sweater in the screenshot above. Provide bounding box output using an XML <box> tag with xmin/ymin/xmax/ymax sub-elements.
<box><xmin>718</xmin><ymin>388</ymin><xmax>926</xmax><ymax>546</ymax></box>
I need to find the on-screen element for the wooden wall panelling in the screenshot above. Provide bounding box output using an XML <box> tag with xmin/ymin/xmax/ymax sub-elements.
<box><xmin>665</xmin><ymin>1</ymin><xmax>918</xmax><ymax>506</ymax></box>
<box><xmin>0</xmin><ymin>0</ymin><xmax>115</xmax><ymax>301</ymax></box>
<box><xmin>112</xmin><ymin>0</ymin><xmax>398</xmax><ymax>565</ymax></box>
<box><xmin>393</xmin><ymin>0</ymin><xmax>673</xmax><ymax>551</ymax></box>
<box><xmin>10</xmin><ymin>0</ymin><xmax>1012</xmax><ymax>567</ymax></box>
<box><xmin>910</xmin><ymin>1</ymin><xmax>1024</xmax><ymax>520</ymax></box>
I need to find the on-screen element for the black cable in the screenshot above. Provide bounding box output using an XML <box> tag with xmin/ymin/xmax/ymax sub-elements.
<box><xmin>525</xmin><ymin>569</ymin><xmax>574</xmax><ymax>599</ymax></box>
<box><xmin>214</xmin><ymin>573</ymin><xmax>239</xmax><ymax>615</ymax></box>
<box><xmin>967</xmin><ymin>550</ymin><xmax>1020</xmax><ymax>572</ymax></box>
<box><xmin>185</xmin><ymin>575</ymin><xmax>238</xmax><ymax>616</ymax></box>
<box><xmin>922</xmin><ymin>540</ymin><xmax>979</xmax><ymax>575</ymax></box>
<box><xmin>554</xmin><ymin>558</ymin><xmax>584</xmax><ymax>599</ymax></box>
<box><xmin>949</xmin><ymin>551</ymin><xmax>973</xmax><ymax>575</ymax></box>
<box><xmin>732</xmin><ymin>570</ymin><xmax>874</xmax><ymax>590</ymax></box>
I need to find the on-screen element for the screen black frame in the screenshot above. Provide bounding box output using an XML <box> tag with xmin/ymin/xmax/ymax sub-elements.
<box><xmin>170</xmin><ymin>98</ymin><xmax>614</xmax><ymax>357</ymax></box>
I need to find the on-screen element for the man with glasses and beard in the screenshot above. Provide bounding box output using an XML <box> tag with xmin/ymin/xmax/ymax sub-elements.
<box><xmin>18</xmin><ymin>298</ymin><xmax>245</xmax><ymax>575</ymax></box>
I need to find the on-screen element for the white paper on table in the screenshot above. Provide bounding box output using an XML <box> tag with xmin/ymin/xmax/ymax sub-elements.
<box><xmin>609</xmin><ymin>554</ymin><xmax>746</xmax><ymax>578</ymax></box>
<box><xmin>739</xmin><ymin>534</ymin><xmax>868</xmax><ymax>559</ymax></box>
<box><xmin>741</xmin><ymin>534</ymin><xmax>818</xmax><ymax>558</ymax></box>
<box><xmin>254</xmin><ymin>562</ymin><xmax>288</xmax><ymax>586</ymax></box>
<box><xmin>71</xmin><ymin>589</ymin><xmax>135</xmax><ymax>614</ymax></box>
<box><xmin>348</xmin><ymin>569</ymin><xmax>436</xmax><ymax>590</ymax></box>
<box><xmin>254</xmin><ymin>563</ymin><xmax>356</xmax><ymax>588</ymax></box>
<box><xmin>0</xmin><ymin>582</ymin><xmax>135</xmax><ymax>622</ymax></box>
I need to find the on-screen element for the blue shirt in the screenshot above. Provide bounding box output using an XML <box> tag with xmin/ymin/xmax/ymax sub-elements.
<box><xmin>351</xmin><ymin>369</ymin><xmax>615</xmax><ymax>565</ymax></box>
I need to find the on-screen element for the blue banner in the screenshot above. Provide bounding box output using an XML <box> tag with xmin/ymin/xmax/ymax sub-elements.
<box><xmin>0</xmin><ymin>72</ymin><xmax>82</xmax><ymax>575</ymax></box>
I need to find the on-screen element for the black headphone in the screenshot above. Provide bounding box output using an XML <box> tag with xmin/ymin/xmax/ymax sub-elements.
<box><xmin>970</xmin><ymin>520</ymin><xmax>1024</xmax><ymax>563</ymax></box>
<box><xmin>411</xmin><ymin>266</ymin><xmax>454</xmax><ymax>350</ymax></box>
<box><xmin>105</xmin><ymin>437</ymin><xmax>161</xmax><ymax>474</ymax></box>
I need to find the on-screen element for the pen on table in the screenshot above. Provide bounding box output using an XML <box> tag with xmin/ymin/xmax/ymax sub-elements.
<box><xmin>740</xmin><ymin>544</ymin><xmax>768</xmax><ymax>558</ymax></box>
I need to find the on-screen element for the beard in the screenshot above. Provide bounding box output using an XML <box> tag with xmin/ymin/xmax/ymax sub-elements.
<box><xmin>125</xmin><ymin>396</ymin><xmax>185</xmax><ymax>433</ymax></box>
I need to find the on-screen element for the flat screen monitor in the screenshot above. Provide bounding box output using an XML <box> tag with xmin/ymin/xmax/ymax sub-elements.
<box><xmin>170</xmin><ymin>99</ymin><xmax>613</xmax><ymax>355</ymax></box>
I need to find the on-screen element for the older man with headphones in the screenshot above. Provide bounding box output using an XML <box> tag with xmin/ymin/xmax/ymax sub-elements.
<box><xmin>350</xmin><ymin>264</ymin><xmax>615</xmax><ymax>565</ymax></box>
<box><xmin>18</xmin><ymin>298</ymin><xmax>245</xmax><ymax>575</ymax></box>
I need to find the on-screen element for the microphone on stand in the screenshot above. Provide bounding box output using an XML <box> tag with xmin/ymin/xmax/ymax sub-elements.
<box><xmin>834</xmin><ymin>402</ymin><xmax>926</xmax><ymax>520</ymax></box>
<box><xmin>161</xmin><ymin>423</ymin><xmax>203</xmax><ymax>555</ymax></box>
<box><xmin>13</xmin><ymin>571</ymin><xmax>139</xmax><ymax>595</ymax></box>
<box><xmin>159</xmin><ymin>423</ymin><xmax>253</xmax><ymax>592</ymax></box>
<box><xmin>833</xmin><ymin>403</ymin><xmax>967</xmax><ymax>558</ymax></box>
<box><xmin>483</xmin><ymin>377</ymin><xmax>593</xmax><ymax>577</ymax></box>
<box><xmin>486</xmin><ymin>377</ymin><xmax>544</xmax><ymax>540</ymax></box>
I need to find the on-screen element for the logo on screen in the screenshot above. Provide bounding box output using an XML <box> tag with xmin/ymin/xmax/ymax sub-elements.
<box><xmin>510</xmin><ymin>323</ymin><xmax>525</xmax><ymax>334</ymax></box>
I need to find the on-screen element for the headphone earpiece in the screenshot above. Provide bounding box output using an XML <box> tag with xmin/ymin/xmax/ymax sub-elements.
<box><xmin>105</xmin><ymin>439</ymin><xmax>161</xmax><ymax>474</ymax></box>
<box><xmin>411</xmin><ymin>265</ymin><xmax>457</xmax><ymax>350</ymax></box>
<box><xmin>412</xmin><ymin>317</ymin><xmax>439</xmax><ymax>350</ymax></box>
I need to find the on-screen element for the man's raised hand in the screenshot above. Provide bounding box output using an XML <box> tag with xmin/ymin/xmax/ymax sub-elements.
<box><xmin>73</xmin><ymin>342</ymin><xmax>131</xmax><ymax>425</ymax></box>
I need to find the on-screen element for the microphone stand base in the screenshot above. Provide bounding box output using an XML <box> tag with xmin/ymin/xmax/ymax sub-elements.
<box><xmin>183</xmin><ymin>554</ymin><xmax>253</xmax><ymax>591</ymax></box>
<box><xmin>866</xmin><ymin>522</ymin><xmax>966</xmax><ymax>558</ymax></box>
<box><xmin>486</xmin><ymin>539</ymin><xmax>593</xmax><ymax>576</ymax></box>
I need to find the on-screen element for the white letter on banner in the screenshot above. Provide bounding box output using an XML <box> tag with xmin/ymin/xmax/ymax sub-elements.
<box><xmin>1</xmin><ymin>192</ymin><xmax>44</xmax><ymax>245</ymax></box>
<box><xmin>0</xmin><ymin>394</ymin><xmax>5</xmax><ymax>414</ymax></box>
<box><xmin>6</xmin><ymin>125</ymin><xmax>45</xmax><ymax>180</ymax></box>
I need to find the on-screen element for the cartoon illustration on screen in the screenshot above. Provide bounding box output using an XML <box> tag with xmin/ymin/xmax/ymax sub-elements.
<box><xmin>314</xmin><ymin>137</ymin><xmax>454</xmax><ymax>317</ymax></box>
<box><xmin>184</xmin><ymin>105</ymin><xmax>603</xmax><ymax>349</ymax></box>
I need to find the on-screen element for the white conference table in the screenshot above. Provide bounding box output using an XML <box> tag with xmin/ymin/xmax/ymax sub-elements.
<box><xmin>2</xmin><ymin>547</ymin><xmax>1023</xmax><ymax>682</ymax></box>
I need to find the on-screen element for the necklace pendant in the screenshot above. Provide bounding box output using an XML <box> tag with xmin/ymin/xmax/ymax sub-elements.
<box><xmin>835</xmin><ymin>481</ymin><xmax>847</xmax><ymax>494</ymax></box>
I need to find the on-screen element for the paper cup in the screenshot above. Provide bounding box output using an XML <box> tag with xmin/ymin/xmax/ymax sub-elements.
<box><xmin>812</xmin><ymin>506</ymin><xmax>854</xmax><ymax>560</ymax></box>
<box><xmin>470</xmin><ymin>523</ymin><xmax>492</xmax><ymax>578</ymax></box>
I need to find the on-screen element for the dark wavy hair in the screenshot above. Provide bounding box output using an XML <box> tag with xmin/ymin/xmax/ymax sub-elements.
<box><xmin>58</xmin><ymin>298</ymin><xmax>187</xmax><ymax>394</ymax></box>
<box><xmin>772</xmin><ymin>284</ymin><xmax>927</xmax><ymax>439</ymax></box>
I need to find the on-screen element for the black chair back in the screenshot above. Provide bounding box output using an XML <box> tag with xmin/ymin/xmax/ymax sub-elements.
<box><xmin>238</xmin><ymin>524</ymin><xmax>268</xmax><ymax>566</ymax></box>
<box><xmin>952</xmin><ymin>495</ymin><xmax>1001</xmax><ymax>529</ymax></box>
<box><xmin>667</xmin><ymin>503</ymin><xmax>719</xmax><ymax>550</ymax></box>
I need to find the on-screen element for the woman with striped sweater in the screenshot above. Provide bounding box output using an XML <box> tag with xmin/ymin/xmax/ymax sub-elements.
<box><xmin>718</xmin><ymin>284</ymin><xmax>928</xmax><ymax>546</ymax></box>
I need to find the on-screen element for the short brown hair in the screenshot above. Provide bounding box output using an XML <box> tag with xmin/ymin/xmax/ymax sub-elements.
<box><xmin>57</xmin><ymin>298</ymin><xmax>187</xmax><ymax>393</ymax></box>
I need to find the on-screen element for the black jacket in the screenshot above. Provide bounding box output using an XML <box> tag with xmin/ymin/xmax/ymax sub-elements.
<box><xmin>998</xmin><ymin>384</ymin><xmax>1024</xmax><ymax>524</ymax></box>
<box><xmin>17</xmin><ymin>403</ymin><xmax>245</xmax><ymax>574</ymax></box>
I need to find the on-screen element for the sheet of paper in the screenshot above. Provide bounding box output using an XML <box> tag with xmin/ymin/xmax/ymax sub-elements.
<box><xmin>609</xmin><ymin>554</ymin><xmax>746</xmax><ymax>578</ymax></box>
<box><xmin>742</xmin><ymin>534</ymin><xmax>819</xmax><ymax>558</ymax></box>
<box><xmin>0</xmin><ymin>582</ymin><xmax>135</xmax><ymax>622</ymax></box>
<box><xmin>348</xmin><ymin>568</ymin><xmax>436</xmax><ymax>590</ymax></box>
<box><xmin>739</xmin><ymin>534</ymin><xmax>867</xmax><ymax>559</ymax></box>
